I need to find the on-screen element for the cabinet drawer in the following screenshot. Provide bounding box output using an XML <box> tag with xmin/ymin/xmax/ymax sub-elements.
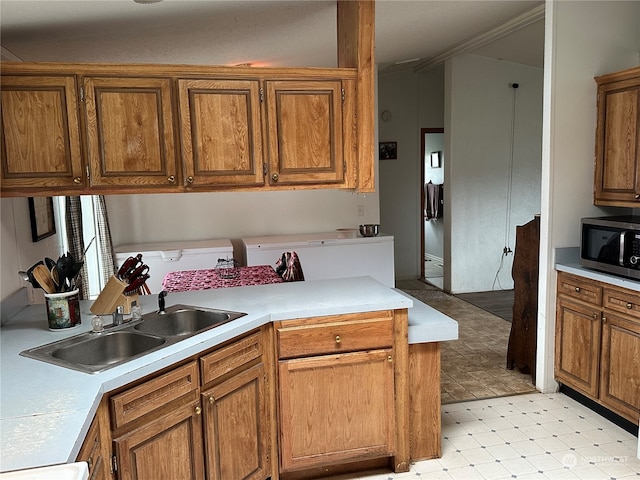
<box><xmin>200</xmin><ymin>331</ymin><xmax>262</xmax><ymax>386</ymax></box>
<box><xmin>110</xmin><ymin>361</ymin><xmax>198</xmax><ymax>430</ymax></box>
<box><xmin>603</xmin><ymin>287</ymin><xmax>640</xmax><ymax>321</ymax></box>
<box><xmin>277</xmin><ymin>311</ymin><xmax>394</xmax><ymax>359</ymax></box>
<box><xmin>557</xmin><ymin>272</ymin><xmax>602</xmax><ymax>306</ymax></box>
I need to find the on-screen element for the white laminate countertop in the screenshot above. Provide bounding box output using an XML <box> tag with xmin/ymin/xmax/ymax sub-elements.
<box><xmin>0</xmin><ymin>276</ymin><xmax>457</xmax><ymax>473</ymax></box>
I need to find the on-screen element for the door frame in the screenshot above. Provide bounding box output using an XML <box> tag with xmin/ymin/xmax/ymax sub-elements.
<box><xmin>420</xmin><ymin>127</ymin><xmax>444</xmax><ymax>281</ymax></box>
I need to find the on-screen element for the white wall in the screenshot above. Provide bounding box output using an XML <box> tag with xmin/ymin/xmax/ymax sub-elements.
<box><xmin>107</xmin><ymin>189</ymin><xmax>379</xmax><ymax>254</ymax></box>
<box><xmin>1</xmin><ymin>198</ymin><xmax>61</xmax><ymax>303</ymax></box>
<box><xmin>536</xmin><ymin>0</ymin><xmax>640</xmax><ymax>393</ymax></box>
<box><xmin>378</xmin><ymin>65</ymin><xmax>445</xmax><ymax>280</ymax></box>
<box><xmin>447</xmin><ymin>54</ymin><xmax>543</xmax><ymax>293</ymax></box>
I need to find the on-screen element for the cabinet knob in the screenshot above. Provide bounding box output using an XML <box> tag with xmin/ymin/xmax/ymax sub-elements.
<box><xmin>187</xmin><ymin>176</ymin><xmax>194</xmax><ymax>184</ymax></box>
<box><xmin>195</xmin><ymin>406</ymin><xmax>202</xmax><ymax>415</ymax></box>
<box><xmin>575</xmin><ymin>287</ymin><xmax>581</xmax><ymax>292</ymax></box>
<box><xmin>271</xmin><ymin>173</ymin><xmax>279</xmax><ymax>182</ymax></box>
<box><xmin>86</xmin><ymin>457</ymin><xmax>93</xmax><ymax>471</ymax></box>
<box><xmin>635</xmin><ymin>194</ymin><xmax>640</xmax><ymax>199</ymax></box>
<box><xmin>167</xmin><ymin>175</ymin><xmax>175</xmax><ymax>183</ymax></box>
<box><xmin>335</xmin><ymin>335</ymin><xmax>341</xmax><ymax>344</ymax></box>
<box><xmin>627</xmin><ymin>303</ymin><xmax>633</xmax><ymax>309</ymax></box>
<box><xmin>602</xmin><ymin>316</ymin><xmax>607</xmax><ymax>324</ymax></box>
<box><xmin>208</xmin><ymin>396</ymin><xmax>215</xmax><ymax>405</ymax></box>
<box><xmin>387</xmin><ymin>355</ymin><xmax>393</xmax><ymax>363</ymax></box>
<box><xmin>73</xmin><ymin>177</ymin><xmax>82</xmax><ymax>184</ymax></box>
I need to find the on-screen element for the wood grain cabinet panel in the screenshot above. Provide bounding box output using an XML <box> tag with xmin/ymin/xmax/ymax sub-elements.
<box><xmin>278</xmin><ymin>349</ymin><xmax>395</xmax><ymax>472</ymax></box>
<box><xmin>554</xmin><ymin>295</ymin><xmax>602</xmax><ymax>398</ymax></box>
<box><xmin>112</xmin><ymin>400</ymin><xmax>205</xmax><ymax>480</ymax></box>
<box><xmin>555</xmin><ymin>271</ymin><xmax>640</xmax><ymax>423</ymax></box>
<box><xmin>83</xmin><ymin>76</ymin><xmax>179</xmax><ymax>189</ymax></box>
<box><xmin>177</xmin><ymin>79</ymin><xmax>265</xmax><ymax>188</ymax></box>
<box><xmin>594</xmin><ymin>66</ymin><xmax>640</xmax><ymax>207</ymax></box>
<box><xmin>202</xmin><ymin>363</ymin><xmax>269</xmax><ymax>480</ymax></box>
<box><xmin>1</xmin><ymin>75</ymin><xmax>85</xmax><ymax>192</ymax></box>
<box><xmin>265</xmin><ymin>80</ymin><xmax>345</xmax><ymax>186</ymax></box>
<box><xmin>599</xmin><ymin>312</ymin><xmax>640</xmax><ymax>421</ymax></box>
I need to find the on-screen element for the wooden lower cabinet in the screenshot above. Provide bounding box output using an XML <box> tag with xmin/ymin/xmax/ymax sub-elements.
<box><xmin>112</xmin><ymin>400</ymin><xmax>205</xmax><ymax>480</ymax></box>
<box><xmin>77</xmin><ymin>400</ymin><xmax>113</xmax><ymax>480</ymax></box>
<box><xmin>202</xmin><ymin>364</ymin><xmax>269</xmax><ymax>480</ymax></box>
<box><xmin>278</xmin><ymin>349</ymin><xmax>395</xmax><ymax>472</ymax></box>
<box><xmin>555</xmin><ymin>271</ymin><xmax>640</xmax><ymax>423</ymax></box>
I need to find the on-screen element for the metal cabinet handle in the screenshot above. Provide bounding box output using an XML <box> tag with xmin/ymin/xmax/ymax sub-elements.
<box><xmin>187</xmin><ymin>176</ymin><xmax>194</xmax><ymax>184</ymax></box>
<box><xmin>627</xmin><ymin>303</ymin><xmax>633</xmax><ymax>309</ymax></box>
<box><xmin>387</xmin><ymin>355</ymin><xmax>393</xmax><ymax>363</ymax></box>
<box><xmin>209</xmin><ymin>396</ymin><xmax>215</xmax><ymax>405</ymax></box>
<box><xmin>335</xmin><ymin>335</ymin><xmax>341</xmax><ymax>344</ymax></box>
<box><xmin>271</xmin><ymin>173</ymin><xmax>279</xmax><ymax>182</ymax></box>
<box><xmin>167</xmin><ymin>175</ymin><xmax>175</xmax><ymax>183</ymax></box>
<box><xmin>195</xmin><ymin>406</ymin><xmax>202</xmax><ymax>415</ymax></box>
<box><xmin>634</xmin><ymin>193</ymin><xmax>640</xmax><ymax>199</ymax></box>
<box><xmin>602</xmin><ymin>316</ymin><xmax>607</xmax><ymax>324</ymax></box>
<box><xmin>575</xmin><ymin>287</ymin><xmax>581</xmax><ymax>292</ymax></box>
<box><xmin>73</xmin><ymin>177</ymin><xmax>82</xmax><ymax>184</ymax></box>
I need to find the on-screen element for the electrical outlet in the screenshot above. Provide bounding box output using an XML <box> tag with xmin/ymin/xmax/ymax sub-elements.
<box><xmin>357</xmin><ymin>205</ymin><xmax>364</xmax><ymax>216</ymax></box>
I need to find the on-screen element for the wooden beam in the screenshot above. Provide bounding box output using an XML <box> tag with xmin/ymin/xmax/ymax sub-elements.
<box><xmin>337</xmin><ymin>0</ymin><xmax>375</xmax><ymax>192</ymax></box>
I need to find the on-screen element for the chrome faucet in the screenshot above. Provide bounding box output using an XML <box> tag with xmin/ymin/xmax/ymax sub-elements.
<box><xmin>158</xmin><ymin>290</ymin><xmax>167</xmax><ymax>314</ymax></box>
<box><xmin>112</xmin><ymin>305</ymin><xmax>125</xmax><ymax>325</ymax></box>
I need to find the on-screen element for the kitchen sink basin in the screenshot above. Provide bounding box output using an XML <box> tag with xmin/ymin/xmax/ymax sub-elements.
<box><xmin>52</xmin><ymin>331</ymin><xmax>165</xmax><ymax>367</ymax></box>
<box><xmin>20</xmin><ymin>304</ymin><xmax>247</xmax><ymax>374</ymax></box>
<box><xmin>133</xmin><ymin>305</ymin><xmax>245</xmax><ymax>337</ymax></box>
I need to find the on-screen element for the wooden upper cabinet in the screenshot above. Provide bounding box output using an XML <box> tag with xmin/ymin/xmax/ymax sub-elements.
<box><xmin>265</xmin><ymin>80</ymin><xmax>345</xmax><ymax>186</ymax></box>
<box><xmin>594</xmin><ymin>66</ymin><xmax>640</xmax><ymax>207</ymax></box>
<box><xmin>83</xmin><ymin>76</ymin><xmax>179</xmax><ymax>190</ymax></box>
<box><xmin>177</xmin><ymin>78</ymin><xmax>264</xmax><ymax>188</ymax></box>
<box><xmin>1</xmin><ymin>75</ymin><xmax>85</xmax><ymax>193</ymax></box>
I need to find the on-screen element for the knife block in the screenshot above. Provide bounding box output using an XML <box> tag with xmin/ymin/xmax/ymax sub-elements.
<box><xmin>90</xmin><ymin>275</ymin><xmax>139</xmax><ymax>315</ymax></box>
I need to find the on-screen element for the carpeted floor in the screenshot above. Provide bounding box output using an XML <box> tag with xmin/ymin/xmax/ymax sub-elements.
<box><xmin>398</xmin><ymin>280</ymin><xmax>536</xmax><ymax>404</ymax></box>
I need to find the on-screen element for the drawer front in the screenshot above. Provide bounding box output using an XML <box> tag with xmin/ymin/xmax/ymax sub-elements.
<box><xmin>603</xmin><ymin>287</ymin><xmax>640</xmax><ymax>321</ymax></box>
<box><xmin>557</xmin><ymin>272</ymin><xmax>603</xmax><ymax>306</ymax></box>
<box><xmin>111</xmin><ymin>361</ymin><xmax>198</xmax><ymax>430</ymax></box>
<box><xmin>200</xmin><ymin>331</ymin><xmax>262</xmax><ymax>386</ymax></box>
<box><xmin>277</xmin><ymin>311</ymin><xmax>394</xmax><ymax>359</ymax></box>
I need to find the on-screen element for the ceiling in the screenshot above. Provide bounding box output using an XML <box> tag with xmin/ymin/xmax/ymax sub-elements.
<box><xmin>0</xmin><ymin>0</ymin><xmax>544</xmax><ymax>71</ymax></box>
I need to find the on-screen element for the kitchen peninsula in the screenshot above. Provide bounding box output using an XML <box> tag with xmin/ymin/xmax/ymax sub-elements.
<box><xmin>0</xmin><ymin>276</ymin><xmax>457</xmax><ymax>479</ymax></box>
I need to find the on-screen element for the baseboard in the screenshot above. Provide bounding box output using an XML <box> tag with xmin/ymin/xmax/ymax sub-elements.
<box><xmin>424</xmin><ymin>253</ymin><xmax>443</xmax><ymax>264</ymax></box>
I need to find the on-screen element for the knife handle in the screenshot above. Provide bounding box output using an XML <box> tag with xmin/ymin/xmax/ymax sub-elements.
<box><xmin>124</xmin><ymin>273</ymin><xmax>149</xmax><ymax>294</ymax></box>
<box><xmin>118</xmin><ymin>256</ymin><xmax>137</xmax><ymax>279</ymax></box>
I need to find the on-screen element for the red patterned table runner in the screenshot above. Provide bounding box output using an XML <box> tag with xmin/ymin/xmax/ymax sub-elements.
<box><xmin>161</xmin><ymin>265</ymin><xmax>283</xmax><ymax>292</ymax></box>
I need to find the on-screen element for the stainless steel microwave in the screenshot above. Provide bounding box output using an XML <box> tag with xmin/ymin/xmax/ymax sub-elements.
<box><xmin>580</xmin><ymin>216</ymin><xmax>640</xmax><ymax>280</ymax></box>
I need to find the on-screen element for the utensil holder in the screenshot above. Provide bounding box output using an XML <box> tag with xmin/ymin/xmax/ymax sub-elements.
<box><xmin>90</xmin><ymin>275</ymin><xmax>139</xmax><ymax>315</ymax></box>
<box><xmin>45</xmin><ymin>289</ymin><xmax>81</xmax><ymax>331</ymax></box>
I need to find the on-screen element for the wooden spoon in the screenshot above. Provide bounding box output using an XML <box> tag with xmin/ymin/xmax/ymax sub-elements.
<box><xmin>33</xmin><ymin>264</ymin><xmax>56</xmax><ymax>294</ymax></box>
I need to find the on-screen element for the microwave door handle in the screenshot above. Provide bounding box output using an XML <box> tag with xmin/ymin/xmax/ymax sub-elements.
<box><xmin>619</xmin><ymin>231</ymin><xmax>629</xmax><ymax>266</ymax></box>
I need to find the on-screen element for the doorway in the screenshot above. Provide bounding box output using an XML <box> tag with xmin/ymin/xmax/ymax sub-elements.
<box><xmin>420</xmin><ymin>128</ymin><xmax>444</xmax><ymax>289</ymax></box>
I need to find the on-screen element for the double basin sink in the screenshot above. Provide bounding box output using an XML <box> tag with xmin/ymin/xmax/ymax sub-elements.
<box><xmin>20</xmin><ymin>305</ymin><xmax>246</xmax><ymax>374</ymax></box>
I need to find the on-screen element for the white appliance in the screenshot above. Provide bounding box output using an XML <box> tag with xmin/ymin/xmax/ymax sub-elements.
<box><xmin>242</xmin><ymin>232</ymin><xmax>395</xmax><ymax>287</ymax></box>
<box><xmin>114</xmin><ymin>239</ymin><xmax>234</xmax><ymax>293</ymax></box>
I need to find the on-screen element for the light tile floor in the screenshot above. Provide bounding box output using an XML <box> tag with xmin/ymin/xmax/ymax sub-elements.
<box><xmin>341</xmin><ymin>392</ymin><xmax>640</xmax><ymax>480</ymax></box>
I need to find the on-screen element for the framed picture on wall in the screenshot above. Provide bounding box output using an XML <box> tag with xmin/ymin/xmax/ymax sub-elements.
<box><xmin>430</xmin><ymin>151</ymin><xmax>442</xmax><ymax>168</ymax></box>
<box><xmin>28</xmin><ymin>197</ymin><xmax>56</xmax><ymax>242</ymax></box>
<box><xmin>379</xmin><ymin>141</ymin><xmax>397</xmax><ymax>160</ymax></box>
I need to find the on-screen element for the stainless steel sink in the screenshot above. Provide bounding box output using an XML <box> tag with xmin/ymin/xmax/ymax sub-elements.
<box><xmin>52</xmin><ymin>331</ymin><xmax>165</xmax><ymax>367</ymax></box>
<box><xmin>134</xmin><ymin>305</ymin><xmax>245</xmax><ymax>337</ymax></box>
<box><xmin>20</xmin><ymin>304</ymin><xmax>246</xmax><ymax>374</ymax></box>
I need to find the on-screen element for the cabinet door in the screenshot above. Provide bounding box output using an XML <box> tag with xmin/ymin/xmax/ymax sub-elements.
<box><xmin>599</xmin><ymin>312</ymin><xmax>640</xmax><ymax>422</ymax></box>
<box><xmin>77</xmin><ymin>414</ymin><xmax>111</xmax><ymax>480</ymax></box>
<box><xmin>113</xmin><ymin>400</ymin><xmax>205</xmax><ymax>480</ymax></box>
<box><xmin>594</xmin><ymin>78</ymin><xmax>640</xmax><ymax>206</ymax></box>
<box><xmin>265</xmin><ymin>80</ymin><xmax>344</xmax><ymax>186</ymax></box>
<box><xmin>177</xmin><ymin>79</ymin><xmax>265</xmax><ymax>188</ymax></box>
<box><xmin>84</xmin><ymin>76</ymin><xmax>179</xmax><ymax>189</ymax></box>
<box><xmin>202</xmin><ymin>364</ymin><xmax>269</xmax><ymax>480</ymax></box>
<box><xmin>554</xmin><ymin>297</ymin><xmax>601</xmax><ymax>397</ymax></box>
<box><xmin>1</xmin><ymin>75</ymin><xmax>85</xmax><ymax>192</ymax></box>
<box><xmin>278</xmin><ymin>349</ymin><xmax>395</xmax><ymax>472</ymax></box>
